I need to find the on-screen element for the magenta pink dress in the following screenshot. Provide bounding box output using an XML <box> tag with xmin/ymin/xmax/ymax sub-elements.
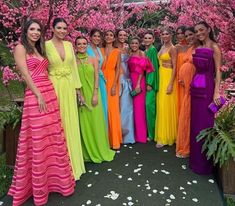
<box><xmin>8</xmin><ymin>56</ymin><xmax>75</xmax><ymax>206</ymax></box>
<box><xmin>128</xmin><ymin>56</ymin><xmax>154</xmax><ymax>143</ymax></box>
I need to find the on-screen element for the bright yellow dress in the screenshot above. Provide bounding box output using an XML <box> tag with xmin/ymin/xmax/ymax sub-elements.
<box><xmin>45</xmin><ymin>40</ymin><xmax>85</xmax><ymax>180</ymax></box>
<box><xmin>155</xmin><ymin>51</ymin><xmax>178</xmax><ymax>145</ymax></box>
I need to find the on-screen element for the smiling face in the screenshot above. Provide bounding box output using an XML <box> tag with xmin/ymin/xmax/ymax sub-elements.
<box><xmin>53</xmin><ymin>21</ymin><xmax>68</xmax><ymax>40</ymax></box>
<box><xmin>117</xmin><ymin>30</ymin><xmax>127</xmax><ymax>44</ymax></box>
<box><xmin>185</xmin><ymin>30</ymin><xmax>196</xmax><ymax>46</ymax></box>
<box><xmin>176</xmin><ymin>28</ymin><xmax>185</xmax><ymax>42</ymax></box>
<box><xmin>130</xmin><ymin>39</ymin><xmax>140</xmax><ymax>52</ymax></box>
<box><xmin>144</xmin><ymin>33</ymin><xmax>154</xmax><ymax>47</ymax></box>
<box><xmin>104</xmin><ymin>31</ymin><xmax>115</xmax><ymax>44</ymax></box>
<box><xmin>160</xmin><ymin>30</ymin><xmax>171</xmax><ymax>44</ymax></box>
<box><xmin>194</xmin><ymin>24</ymin><xmax>210</xmax><ymax>42</ymax></box>
<box><xmin>90</xmin><ymin>31</ymin><xmax>101</xmax><ymax>46</ymax></box>
<box><xmin>76</xmin><ymin>38</ymin><xmax>88</xmax><ymax>54</ymax></box>
<box><xmin>27</xmin><ymin>22</ymin><xmax>41</xmax><ymax>44</ymax></box>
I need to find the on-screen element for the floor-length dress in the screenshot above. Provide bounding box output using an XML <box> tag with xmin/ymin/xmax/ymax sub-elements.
<box><xmin>46</xmin><ymin>40</ymin><xmax>85</xmax><ymax>180</ymax></box>
<box><xmin>120</xmin><ymin>53</ymin><xmax>135</xmax><ymax>144</ymax></box>
<box><xmin>189</xmin><ymin>48</ymin><xmax>215</xmax><ymax>175</ymax></box>
<box><xmin>176</xmin><ymin>47</ymin><xmax>195</xmax><ymax>157</ymax></box>
<box><xmin>145</xmin><ymin>45</ymin><xmax>159</xmax><ymax>140</ymax></box>
<box><xmin>128</xmin><ymin>56</ymin><xmax>154</xmax><ymax>143</ymax></box>
<box><xmin>155</xmin><ymin>52</ymin><xmax>178</xmax><ymax>145</ymax></box>
<box><xmin>87</xmin><ymin>45</ymin><xmax>108</xmax><ymax>126</ymax></box>
<box><xmin>176</xmin><ymin>50</ymin><xmax>187</xmax><ymax>117</ymax></box>
<box><xmin>101</xmin><ymin>48</ymin><xmax>122</xmax><ymax>149</ymax></box>
<box><xmin>77</xmin><ymin>56</ymin><xmax>115</xmax><ymax>163</ymax></box>
<box><xmin>8</xmin><ymin>56</ymin><xmax>75</xmax><ymax>206</ymax></box>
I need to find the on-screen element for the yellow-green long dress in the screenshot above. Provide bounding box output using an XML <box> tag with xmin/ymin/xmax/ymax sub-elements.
<box><xmin>45</xmin><ymin>40</ymin><xmax>85</xmax><ymax>180</ymax></box>
<box><xmin>155</xmin><ymin>51</ymin><xmax>178</xmax><ymax>145</ymax></box>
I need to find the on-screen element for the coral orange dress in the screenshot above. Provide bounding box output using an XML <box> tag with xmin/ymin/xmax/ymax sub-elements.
<box><xmin>176</xmin><ymin>49</ymin><xmax>187</xmax><ymax>116</ymax></box>
<box><xmin>101</xmin><ymin>48</ymin><xmax>122</xmax><ymax>149</ymax></box>
<box><xmin>176</xmin><ymin>47</ymin><xmax>195</xmax><ymax>157</ymax></box>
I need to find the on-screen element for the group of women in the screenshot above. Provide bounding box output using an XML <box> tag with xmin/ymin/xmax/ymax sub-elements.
<box><xmin>8</xmin><ymin>17</ymin><xmax>222</xmax><ymax>206</ymax></box>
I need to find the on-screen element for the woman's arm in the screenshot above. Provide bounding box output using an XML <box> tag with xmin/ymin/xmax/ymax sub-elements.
<box><xmin>167</xmin><ymin>46</ymin><xmax>177</xmax><ymax>94</ymax></box>
<box><xmin>135</xmin><ymin>74</ymin><xmax>143</xmax><ymax>93</ymax></box>
<box><xmin>213</xmin><ymin>44</ymin><xmax>222</xmax><ymax>105</ymax></box>
<box><xmin>14</xmin><ymin>45</ymin><xmax>47</xmax><ymax>112</ymax></box>
<box><xmin>92</xmin><ymin>57</ymin><xmax>99</xmax><ymax>106</ymax></box>
<box><xmin>111</xmin><ymin>50</ymin><xmax>121</xmax><ymax>96</ymax></box>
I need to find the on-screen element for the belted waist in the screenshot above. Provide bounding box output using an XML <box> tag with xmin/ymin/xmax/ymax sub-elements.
<box><xmin>49</xmin><ymin>67</ymin><xmax>71</xmax><ymax>78</ymax></box>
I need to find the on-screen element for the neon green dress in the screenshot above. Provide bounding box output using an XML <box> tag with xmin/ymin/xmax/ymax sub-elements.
<box><xmin>77</xmin><ymin>54</ymin><xmax>115</xmax><ymax>163</ymax></box>
<box><xmin>45</xmin><ymin>40</ymin><xmax>85</xmax><ymax>180</ymax></box>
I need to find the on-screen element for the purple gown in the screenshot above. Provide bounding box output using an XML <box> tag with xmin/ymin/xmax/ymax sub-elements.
<box><xmin>189</xmin><ymin>48</ymin><xmax>215</xmax><ymax>175</ymax></box>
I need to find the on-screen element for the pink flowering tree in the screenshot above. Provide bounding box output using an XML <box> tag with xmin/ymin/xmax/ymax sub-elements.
<box><xmin>162</xmin><ymin>0</ymin><xmax>235</xmax><ymax>93</ymax></box>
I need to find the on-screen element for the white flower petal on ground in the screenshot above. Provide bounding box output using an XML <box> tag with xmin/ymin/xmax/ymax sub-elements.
<box><xmin>164</xmin><ymin>186</ymin><xmax>169</xmax><ymax>190</ymax></box>
<box><xmin>125</xmin><ymin>163</ymin><xmax>129</xmax><ymax>167</ymax></box>
<box><xmin>138</xmin><ymin>173</ymin><xmax>141</xmax><ymax>176</ymax></box>
<box><xmin>95</xmin><ymin>204</ymin><xmax>101</xmax><ymax>206</ymax></box>
<box><xmin>118</xmin><ymin>175</ymin><xmax>123</xmax><ymax>179</ymax></box>
<box><xmin>86</xmin><ymin>200</ymin><xmax>92</xmax><ymax>205</ymax></box>
<box><xmin>146</xmin><ymin>186</ymin><xmax>151</xmax><ymax>190</ymax></box>
<box><xmin>0</xmin><ymin>202</ymin><xmax>3</xmax><ymax>206</ymax></box>
<box><xmin>137</xmin><ymin>185</ymin><xmax>141</xmax><ymax>187</ymax></box>
<box><xmin>183</xmin><ymin>191</ymin><xmax>187</xmax><ymax>195</ymax></box>
<box><xmin>88</xmin><ymin>170</ymin><xmax>92</xmax><ymax>173</ymax></box>
<box><xmin>181</xmin><ymin>165</ymin><xmax>187</xmax><ymax>170</ymax></box>
<box><xmin>187</xmin><ymin>181</ymin><xmax>192</xmax><ymax>185</ymax></box>
<box><xmin>170</xmin><ymin>194</ymin><xmax>175</xmax><ymax>200</ymax></box>
<box><xmin>127</xmin><ymin>197</ymin><xmax>132</xmax><ymax>201</ymax></box>
<box><xmin>208</xmin><ymin>179</ymin><xmax>215</xmax><ymax>183</ymax></box>
<box><xmin>94</xmin><ymin>171</ymin><xmax>99</xmax><ymax>175</ymax></box>
<box><xmin>192</xmin><ymin>180</ymin><xmax>197</xmax><ymax>184</ymax></box>
<box><xmin>87</xmin><ymin>184</ymin><xmax>92</xmax><ymax>187</ymax></box>
<box><xmin>148</xmin><ymin>194</ymin><xmax>152</xmax><ymax>197</ymax></box>
<box><xmin>159</xmin><ymin>191</ymin><xmax>165</xmax><ymax>194</ymax></box>
<box><xmin>163</xmin><ymin>150</ymin><xmax>168</xmax><ymax>152</ymax></box>
<box><xmin>107</xmin><ymin>168</ymin><xmax>112</xmax><ymax>172</ymax></box>
<box><xmin>124</xmin><ymin>145</ymin><xmax>127</xmax><ymax>147</ymax></box>
<box><xmin>129</xmin><ymin>146</ymin><xmax>133</xmax><ymax>149</ymax></box>
<box><xmin>116</xmin><ymin>150</ymin><xmax>120</xmax><ymax>153</ymax></box>
<box><xmin>128</xmin><ymin>202</ymin><xmax>134</xmax><ymax>206</ymax></box>
<box><xmin>134</xmin><ymin>168</ymin><xmax>141</xmax><ymax>173</ymax></box>
<box><xmin>182</xmin><ymin>197</ymin><xmax>186</xmax><ymax>199</ymax></box>
<box><xmin>180</xmin><ymin>186</ymin><xmax>184</xmax><ymax>190</ymax></box>
<box><xmin>104</xmin><ymin>194</ymin><xmax>111</xmax><ymax>198</ymax></box>
<box><xmin>161</xmin><ymin>163</ymin><xmax>165</xmax><ymax>166</ymax></box>
<box><xmin>127</xmin><ymin>177</ymin><xmax>133</xmax><ymax>181</ymax></box>
<box><xmin>153</xmin><ymin>189</ymin><xmax>158</xmax><ymax>193</ymax></box>
<box><xmin>166</xmin><ymin>199</ymin><xmax>172</xmax><ymax>203</ymax></box>
<box><xmin>138</xmin><ymin>164</ymin><xmax>143</xmax><ymax>167</ymax></box>
<box><xmin>123</xmin><ymin>203</ymin><xmax>127</xmax><ymax>206</ymax></box>
<box><xmin>136</xmin><ymin>152</ymin><xmax>139</xmax><ymax>155</ymax></box>
<box><xmin>192</xmin><ymin>198</ymin><xmax>199</xmax><ymax>202</ymax></box>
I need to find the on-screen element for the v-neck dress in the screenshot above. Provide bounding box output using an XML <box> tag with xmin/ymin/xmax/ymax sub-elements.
<box><xmin>45</xmin><ymin>40</ymin><xmax>85</xmax><ymax>180</ymax></box>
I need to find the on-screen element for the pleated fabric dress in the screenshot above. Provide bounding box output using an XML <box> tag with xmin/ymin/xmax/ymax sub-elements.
<box><xmin>8</xmin><ymin>56</ymin><xmax>75</xmax><ymax>206</ymax></box>
<box><xmin>145</xmin><ymin>45</ymin><xmax>159</xmax><ymax>140</ymax></box>
<box><xmin>189</xmin><ymin>48</ymin><xmax>215</xmax><ymax>175</ymax></box>
<box><xmin>46</xmin><ymin>40</ymin><xmax>85</xmax><ymax>180</ymax></box>
<box><xmin>77</xmin><ymin>54</ymin><xmax>115</xmax><ymax>163</ymax></box>
<box><xmin>155</xmin><ymin>51</ymin><xmax>178</xmax><ymax>145</ymax></box>
<box><xmin>176</xmin><ymin>47</ymin><xmax>195</xmax><ymax>157</ymax></box>
<box><xmin>128</xmin><ymin>56</ymin><xmax>154</xmax><ymax>143</ymax></box>
<box><xmin>101</xmin><ymin>48</ymin><xmax>122</xmax><ymax>149</ymax></box>
<box><xmin>120</xmin><ymin>53</ymin><xmax>135</xmax><ymax>144</ymax></box>
<box><xmin>87</xmin><ymin>45</ymin><xmax>108</xmax><ymax>126</ymax></box>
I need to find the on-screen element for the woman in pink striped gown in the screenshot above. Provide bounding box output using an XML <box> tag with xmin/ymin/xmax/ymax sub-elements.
<box><xmin>8</xmin><ymin>19</ymin><xmax>75</xmax><ymax>206</ymax></box>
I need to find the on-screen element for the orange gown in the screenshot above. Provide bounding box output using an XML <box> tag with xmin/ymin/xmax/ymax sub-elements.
<box><xmin>101</xmin><ymin>48</ymin><xmax>122</xmax><ymax>149</ymax></box>
<box><xmin>176</xmin><ymin>47</ymin><xmax>195</xmax><ymax>157</ymax></box>
<box><xmin>176</xmin><ymin>47</ymin><xmax>187</xmax><ymax>116</ymax></box>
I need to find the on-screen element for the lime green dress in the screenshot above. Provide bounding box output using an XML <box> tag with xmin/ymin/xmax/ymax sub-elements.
<box><xmin>45</xmin><ymin>40</ymin><xmax>85</xmax><ymax>180</ymax></box>
<box><xmin>77</xmin><ymin>54</ymin><xmax>115</xmax><ymax>163</ymax></box>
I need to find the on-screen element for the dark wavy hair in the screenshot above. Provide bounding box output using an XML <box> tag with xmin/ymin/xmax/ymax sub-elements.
<box><xmin>144</xmin><ymin>30</ymin><xmax>155</xmax><ymax>38</ymax></box>
<box><xmin>195</xmin><ymin>21</ymin><xmax>216</xmax><ymax>42</ymax></box>
<box><xmin>21</xmin><ymin>19</ymin><xmax>45</xmax><ymax>56</ymax></box>
<box><xmin>176</xmin><ymin>26</ymin><xmax>186</xmax><ymax>34</ymax></box>
<box><xmin>184</xmin><ymin>26</ymin><xmax>195</xmax><ymax>34</ymax></box>
<box><xmin>52</xmin><ymin>17</ymin><xmax>67</xmax><ymax>28</ymax></box>
<box><xmin>90</xmin><ymin>28</ymin><xmax>102</xmax><ymax>38</ymax></box>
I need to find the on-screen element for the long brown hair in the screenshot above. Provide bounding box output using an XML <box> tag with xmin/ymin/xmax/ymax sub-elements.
<box><xmin>21</xmin><ymin>19</ymin><xmax>45</xmax><ymax>56</ymax></box>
